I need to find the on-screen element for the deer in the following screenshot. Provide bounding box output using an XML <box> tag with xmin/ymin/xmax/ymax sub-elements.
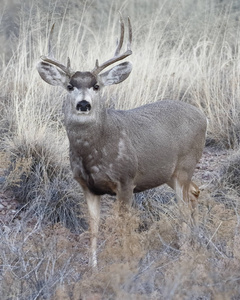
<box><xmin>37</xmin><ymin>17</ymin><xmax>207</xmax><ymax>267</ymax></box>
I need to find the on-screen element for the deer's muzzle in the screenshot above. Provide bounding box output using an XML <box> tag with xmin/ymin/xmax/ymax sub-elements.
<box><xmin>76</xmin><ymin>100</ymin><xmax>92</xmax><ymax>112</ymax></box>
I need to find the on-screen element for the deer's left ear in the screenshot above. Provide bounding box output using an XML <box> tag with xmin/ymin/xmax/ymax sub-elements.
<box><xmin>99</xmin><ymin>62</ymin><xmax>132</xmax><ymax>86</ymax></box>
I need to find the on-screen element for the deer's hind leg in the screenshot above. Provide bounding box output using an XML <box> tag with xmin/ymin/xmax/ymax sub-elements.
<box><xmin>169</xmin><ymin>172</ymin><xmax>200</xmax><ymax>227</ymax></box>
<box><xmin>189</xmin><ymin>181</ymin><xmax>200</xmax><ymax>215</ymax></box>
<box><xmin>184</xmin><ymin>180</ymin><xmax>200</xmax><ymax>226</ymax></box>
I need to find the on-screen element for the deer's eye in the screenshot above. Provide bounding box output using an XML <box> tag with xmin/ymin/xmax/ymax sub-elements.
<box><xmin>93</xmin><ymin>84</ymin><xmax>99</xmax><ymax>91</ymax></box>
<box><xmin>67</xmin><ymin>84</ymin><xmax>74</xmax><ymax>91</ymax></box>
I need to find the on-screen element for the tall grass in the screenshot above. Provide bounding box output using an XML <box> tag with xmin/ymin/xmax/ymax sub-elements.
<box><xmin>0</xmin><ymin>0</ymin><xmax>240</xmax><ymax>299</ymax></box>
<box><xmin>1</xmin><ymin>0</ymin><xmax>240</xmax><ymax>149</ymax></box>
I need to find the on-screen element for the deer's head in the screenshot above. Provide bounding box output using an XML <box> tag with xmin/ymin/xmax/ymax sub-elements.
<box><xmin>37</xmin><ymin>17</ymin><xmax>132</xmax><ymax>123</ymax></box>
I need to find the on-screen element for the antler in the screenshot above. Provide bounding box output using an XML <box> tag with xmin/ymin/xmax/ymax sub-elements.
<box><xmin>92</xmin><ymin>16</ymin><xmax>132</xmax><ymax>76</ymax></box>
<box><xmin>40</xmin><ymin>24</ymin><xmax>74</xmax><ymax>77</ymax></box>
<box><xmin>40</xmin><ymin>16</ymin><xmax>132</xmax><ymax>77</ymax></box>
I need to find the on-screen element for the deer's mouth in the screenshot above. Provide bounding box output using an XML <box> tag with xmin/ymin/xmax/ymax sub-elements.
<box><xmin>76</xmin><ymin>100</ymin><xmax>92</xmax><ymax>113</ymax></box>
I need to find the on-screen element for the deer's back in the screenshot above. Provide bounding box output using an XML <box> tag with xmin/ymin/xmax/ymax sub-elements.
<box><xmin>113</xmin><ymin>100</ymin><xmax>207</xmax><ymax>191</ymax></box>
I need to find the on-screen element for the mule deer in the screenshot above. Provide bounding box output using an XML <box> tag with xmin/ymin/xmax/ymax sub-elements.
<box><xmin>37</xmin><ymin>17</ymin><xmax>207</xmax><ymax>267</ymax></box>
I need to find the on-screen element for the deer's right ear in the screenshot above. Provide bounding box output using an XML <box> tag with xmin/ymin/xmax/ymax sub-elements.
<box><xmin>99</xmin><ymin>62</ymin><xmax>132</xmax><ymax>86</ymax></box>
<box><xmin>37</xmin><ymin>61</ymin><xmax>69</xmax><ymax>87</ymax></box>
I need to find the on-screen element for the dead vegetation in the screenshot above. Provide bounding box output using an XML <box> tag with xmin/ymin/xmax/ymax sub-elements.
<box><xmin>0</xmin><ymin>192</ymin><xmax>239</xmax><ymax>299</ymax></box>
<box><xmin>1</xmin><ymin>0</ymin><xmax>240</xmax><ymax>299</ymax></box>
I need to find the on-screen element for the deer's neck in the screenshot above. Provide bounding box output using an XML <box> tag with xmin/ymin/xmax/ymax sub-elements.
<box><xmin>65</xmin><ymin>108</ymin><xmax>107</xmax><ymax>148</ymax></box>
<box><xmin>65</xmin><ymin>107</ymin><xmax>128</xmax><ymax>157</ymax></box>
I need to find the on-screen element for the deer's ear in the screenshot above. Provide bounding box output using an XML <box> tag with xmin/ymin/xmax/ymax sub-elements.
<box><xmin>37</xmin><ymin>61</ymin><xmax>69</xmax><ymax>87</ymax></box>
<box><xmin>99</xmin><ymin>62</ymin><xmax>132</xmax><ymax>86</ymax></box>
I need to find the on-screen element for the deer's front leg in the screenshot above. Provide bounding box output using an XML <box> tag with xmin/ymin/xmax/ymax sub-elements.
<box><xmin>84</xmin><ymin>190</ymin><xmax>100</xmax><ymax>268</ymax></box>
<box><xmin>116</xmin><ymin>182</ymin><xmax>135</xmax><ymax>214</ymax></box>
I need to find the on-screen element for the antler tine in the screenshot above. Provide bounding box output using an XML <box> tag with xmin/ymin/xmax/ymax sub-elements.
<box><xmin>114</xmin><ymin>14</ymin><xmax>124</xmax><ymax>56</ymax></box>
<box><xmin>40</xmin><ymin>56</ymin><xmax>73</xmax><ymax>76</ymax></box>
<box><xmin>92</xmin><ymin>16</ymin><xmax>132</xmax><ymax>76</ymax></box>
<box><xmin>67</xmin><ymin>57</ymin><xmax>71</xmax><ymax>69</ymax></box>
<box><xmin>41</xmin><ymin>24</ymin><xmax>74</xmax><ymax>77</ymax></box>
<box><xmin>48</xmin><ymin>23</ymin><xmax>55</xmax><ymax>58</ymax></box>
<box><xmin>127</xmin><ymin>16</ymin><xmax>132</xmax><ymax>51</ymax></box>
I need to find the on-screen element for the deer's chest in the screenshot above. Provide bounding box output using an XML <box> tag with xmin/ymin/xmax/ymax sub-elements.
<box><xmin>69</xmin><ymin>143</ymin><xmax>131</xmax><ymax>195</ymax></box>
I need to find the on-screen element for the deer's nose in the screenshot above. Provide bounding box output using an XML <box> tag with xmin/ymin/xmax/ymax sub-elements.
<box><xmin>76</xmin><ymin>100</ymin><xmax>91</xmax><ymax>112</ymax></box>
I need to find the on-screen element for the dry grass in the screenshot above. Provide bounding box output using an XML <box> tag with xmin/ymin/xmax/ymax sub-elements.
<box><xmin>0</xmin><ymin>0</ymin><xmax>240</xmax><ymax>299</ymax></box>
<box><xmin>1</xmin><ymin>196</ymin><xmax>239</xmax><ymax>299</ymax></box>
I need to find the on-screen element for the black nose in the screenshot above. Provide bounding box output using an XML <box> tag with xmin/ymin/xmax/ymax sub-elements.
<box><xmin>76</xmin><ymin>100</ymin><xmax>91</xmax><ymax>112</ymax></box>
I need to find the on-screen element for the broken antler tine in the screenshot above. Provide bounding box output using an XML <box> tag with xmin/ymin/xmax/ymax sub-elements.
<box><xmin>114</xmin><ymin>13</ymin><xmax>125</xmax><ymax>57</ymax></box>
<box><xmin>127</xmin><ymin>17</ymin><xmax>132</xmax><ymax>51</ymax></box>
